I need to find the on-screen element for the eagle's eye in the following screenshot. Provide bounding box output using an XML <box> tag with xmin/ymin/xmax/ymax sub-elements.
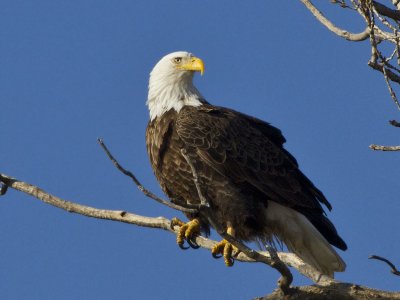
<box><xmin>173</xmin><ymin>57</ymin><xmax>182</xmax><ymax>64</ymax></box>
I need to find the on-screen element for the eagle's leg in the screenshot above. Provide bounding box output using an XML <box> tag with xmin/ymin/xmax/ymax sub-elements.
<box><xmin>211</xmin><ymin>227</ymin><xmax>239</xmax><ymax>267</ymax></box>
<box><xmin>170</xmin><ymin>217</ymin><xmax>200</xmax><ymax>249</ymax></box>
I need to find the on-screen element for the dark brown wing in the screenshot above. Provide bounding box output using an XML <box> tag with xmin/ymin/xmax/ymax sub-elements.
<box><xmin>176</xmin><ymin>104</ymin><xmax>347</xmax><ymax>250</ymax></box>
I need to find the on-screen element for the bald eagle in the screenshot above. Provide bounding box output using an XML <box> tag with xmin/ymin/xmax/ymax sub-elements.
<box><xmin>146</xmin><ymin>51</ymin><xmax>346</xmax><ymax>276</ymax></box>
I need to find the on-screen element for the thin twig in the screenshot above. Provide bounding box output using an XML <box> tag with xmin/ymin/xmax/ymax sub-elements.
<box><xmin>369</xmin><ymin>255</ymin><xmax>400</xmax><ymax>276</ymax></box>
<box><xmin>368</xmin><ymin>61</ymin><xmax>400</xmax><ymax>84</ymax></box>
<box><xmin>180</xmin><ymin>149</ymin><xmax>210</xmax><ymax>208</ymax></box>
<box><xmin>373</xmin><ymin>5</ymin><xmax>398</xmax><ymax>33</ymax></box>
<box><xmin>369</xmin><ymin>144</ymin><xmax>400</xmax><ymax>151</ymax></box>
<box><xmin>382</xmin><ymin>58</ymin><xmax>400</xmax><ymax>74</ymax></box>
<box><xmin>382</xmin><ymin>67</ymin><xmax>400</xmax><ymax>110</ymax></box>
<box><xmin>331</xmin><ymin>0</ymin><xmax>355</xmax><ymax>10</ymax></box>
<box><xmin>385</xmin><ymin>47</ymin><xmax>398</xmax><ymax>63</ymax></box>
<box><xmin>97</xmin><ymin>138</ymin><xmax>198</xmax><ymax>214</ymax></box>
<box><xmin>389</xmin><ymin>119</ymin><xmax>400</xmax><ymax>127</ymax></box>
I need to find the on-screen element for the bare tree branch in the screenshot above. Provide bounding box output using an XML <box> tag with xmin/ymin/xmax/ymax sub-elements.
<box><xmin>300</xmin><ymin>0</ymin><xmax>370</xmax><ymax>41</ymax></box>
<box><xmin>0</xmin><ymin>173</ymin><xmax>171</xmax><ymax>229</ymax></box>
<box><xmin>389</xmin><ymin>119</ymin><xmax>400</xmax><ymax>127</ymax></box>
<box><xmin>369</xmin><ymin>144</ymin><xmax>400</xmax><ymax>151</ymax></box>
<box><xmin>180</xmin><ymin>148</ymin><xmax>210</xmax><ymax>208</ymax></box>
<box><xmin>257</xmin><ymin>282</ymin><xmax>400</xmax><ymax>300</ymax></box>
<box><xmin>300</xmin><ymin>0</ymin><xmax>400</xmax><ymax>88</ymax></box>
<box><xmin>373</xmin><ymin>1</ymin><xmax>400</xmax><ymax>21</ymax></box>
<box><xmin>392</xmin><ymin>0</ymin><xmax>400</xmax><ymax>11</ymax></box>
<box><xmin>368</xmin><ymin>57</ymin><xmax>400</xmax><ymax>83</ymax></box>
<box><xmin>1</xmin><ymin>140</ymin><xmax>398</xmax><ymax>298</ymax></box>
<box><xmin>0</xmin><ymin>172</ymin><xmax>332</xmax><ymax>285</ymax></box>
<box><xmin>97</xmin><ymin>138</ymin><xmax>199</xmax><ymax>214</ymax></box>
<box><xmin>1</xmin><ymin>133</ymin><xmax>398</xmax><ymax>298</ymax></box>
<box><xmin>301</xmin><ymin>0</ymin><xmax>400</xmax><ymax>150</ymax></box>
<box><xmin>382</xmin><ymin>67</ymin><xmax>400</xmax><ymax>111</ymax></box>
<box><xmin>369</xmin><ymin>255</ymin><xmax>400</xmax><ymax>276</ymax></box>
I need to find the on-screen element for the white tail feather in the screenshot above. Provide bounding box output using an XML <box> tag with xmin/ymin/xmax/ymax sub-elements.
<box><xmin>265</xmin><ymin>201</ymin><xmax>346</xmax><ymax>277</ymax></box>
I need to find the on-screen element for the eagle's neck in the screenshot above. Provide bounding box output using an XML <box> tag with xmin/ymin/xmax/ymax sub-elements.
<box><xmin>147</xmin><ymin>72</ymin><xmax>203</xmax><ymax>121</ymax></box>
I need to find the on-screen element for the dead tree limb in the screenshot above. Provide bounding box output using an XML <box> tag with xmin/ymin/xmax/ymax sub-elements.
<box><xmin>2</xmin><ymin>154</ymin><xmax>400</xmax><ymax>299</ymax></box>
<box><xmin>0</xmin><ymin>134</ymin><xmax>398</xmax><ymax>299</ymax></box>
<box><xmin>1</xmin><ymin>172</ymin><xmax>399</xmax><ymax>299</ymax></box>
<box><xmin>389</xmin><ymin>119</ymin><xmax>400</xmax><ymax>127</ymax></box>
<box><xmin>369</xmin><ymin>144</ymin><xmax>400</xmax><ymax>151</ymax></box>
<box><xmin>369</xmin><ymin>255</ymin><xmax>400</xmax><ymax>276</ymax></box>
<box><xmin>299</xmin><ymin>0</ymin><xmax>371</xmax><ymax>41</ymax></box>
<box><xmin>257</xmin><ymin>282</ymin><xmax>400</xmax><ymax>300</ymax></box>
<box><xmin>372</xmin><ymin>1</ymin><xmax>400</xmax><ymax>21</ymax></box>
<box><xmin>0</xmin><ymin>172</ymin><xmax>331</xmax><ymax>285</ymax></box>
<box><xmin>300</xmin><ymin>0</ymin><xmax>400</xmax><ymax>150</ymax></box>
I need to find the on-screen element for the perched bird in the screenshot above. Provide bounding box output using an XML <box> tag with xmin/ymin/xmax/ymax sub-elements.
<box><xmin>145</xmin><ymin>51</ymin><xmax>347</xmax><ymax>276</ymax></box>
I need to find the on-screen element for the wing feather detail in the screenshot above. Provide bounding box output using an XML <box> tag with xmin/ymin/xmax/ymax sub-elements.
<box><xmin>176</xmin><ymin>105</ymin><xmax>330</xmax><ymax>214</ymax></box>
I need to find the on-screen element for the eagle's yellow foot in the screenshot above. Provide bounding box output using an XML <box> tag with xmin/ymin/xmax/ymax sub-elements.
<box><xmin>211</xmin><ymin>227</ymin><xmax>239</xmax><ymax>267</ymax></box>
<box><xmin>170</xmin><ymin>217</ymin><xmax>200</xmax><ymax>249</ymax></box>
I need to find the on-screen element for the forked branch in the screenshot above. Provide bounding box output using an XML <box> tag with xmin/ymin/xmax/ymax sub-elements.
<box><xmin>300</xmin><ymin>0</ymin><xmax>400</xmax><ymax>150</ymax></box>
<box><xmin>300</xmin><ymin>0</ymin><xmax>370</xmax><ymax>41</ymax></box>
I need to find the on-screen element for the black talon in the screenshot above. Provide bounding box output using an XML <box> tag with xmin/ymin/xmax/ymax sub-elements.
<box><xmin>0</xmin><ymin>183</ymin><xmax>8</xmax><ymax>196</ymax></box>
<box><xmin>212</xmin><ymin>253</ymin><xmax>222</xmax><ymax>259</ymax></box>
<box><xmin>187</xmin><ymin>239</ymin><xmax>200</xmax><ymax>249</ymax></box>
<box><xmin>178</xmin><ymin>242</ymin><xmax>190</xmax><ymax>250</ymax></box>
<box><xmin>228</xmin><ymin>258</ymin><xmax>235</xmax><ymax>266</ymax></box>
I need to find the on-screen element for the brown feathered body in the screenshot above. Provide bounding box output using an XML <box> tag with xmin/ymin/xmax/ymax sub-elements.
<box><xmin>146</xmin><ymin>51</ymin><xmax>347</xmax><ymax>276</ymax></box>
<box><xmin>146</xmin><ymin>104</ymin><xmax>347</xmax><ymax>274</ymax></box>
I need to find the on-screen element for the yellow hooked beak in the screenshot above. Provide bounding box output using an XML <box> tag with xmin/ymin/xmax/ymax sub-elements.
<box><xmin>178</xmin><ymin>57</ymin><xmax>205</xmax><ymax>75</ymax></box>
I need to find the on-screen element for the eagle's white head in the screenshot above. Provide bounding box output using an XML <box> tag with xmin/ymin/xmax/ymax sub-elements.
<box><xmin>147</xmin><ymin>51</ymin><xmax>205</xmax><ymax>120</ymax></box>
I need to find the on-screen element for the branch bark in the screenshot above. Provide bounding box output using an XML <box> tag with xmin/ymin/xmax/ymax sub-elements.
<box><xmin>368</xmin><ymin>61</ymin><xmax>400</xmax><ymax>85</ymax></box>
<box><xmin>369</xmin><ymin>144</ymin><xmax>400</xmax><ymax>151</ymax></box>
<box><xmin>300</xmin><ymin>0</ymin><xmax>370</xmax><ymax>41</ymax></box>
<box><xmin>369</xmin><ymin>255</ymin><xmax>400</xmax><ymax>276</ymax></box>
<box><xmin>301</xmin><ymin>0</ymin><xmax>400</xmax><ymax>150</ymax></box>
<box><xmin>257</xmin><ymin>282</ymin><xmax>400</xmax><ymax>300</ymax></box>
<box><xmin>1</xmin><ymin>172</ymin><xmax>400</xmax><ymax>298</ymax></box>
<box><xmin>373</xmin><ymin>1</ymin><xmax>400</xmax><ymax>21</ymax></box>
<box><xmin>389</xmin><ymin>119</ymin><xmax>400</xmax><ymax>127</ymax></box>
<box><xmin>0</xmin><ymin>173</ymin><xmax>329</xmax><ymax>284</ymax></box>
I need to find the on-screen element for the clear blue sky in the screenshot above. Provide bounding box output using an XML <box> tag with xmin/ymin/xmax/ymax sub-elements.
<box><xmin>1</xmin><ymin>1</ymin><xmax>399</xmax><ymax>299</ymax></box>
